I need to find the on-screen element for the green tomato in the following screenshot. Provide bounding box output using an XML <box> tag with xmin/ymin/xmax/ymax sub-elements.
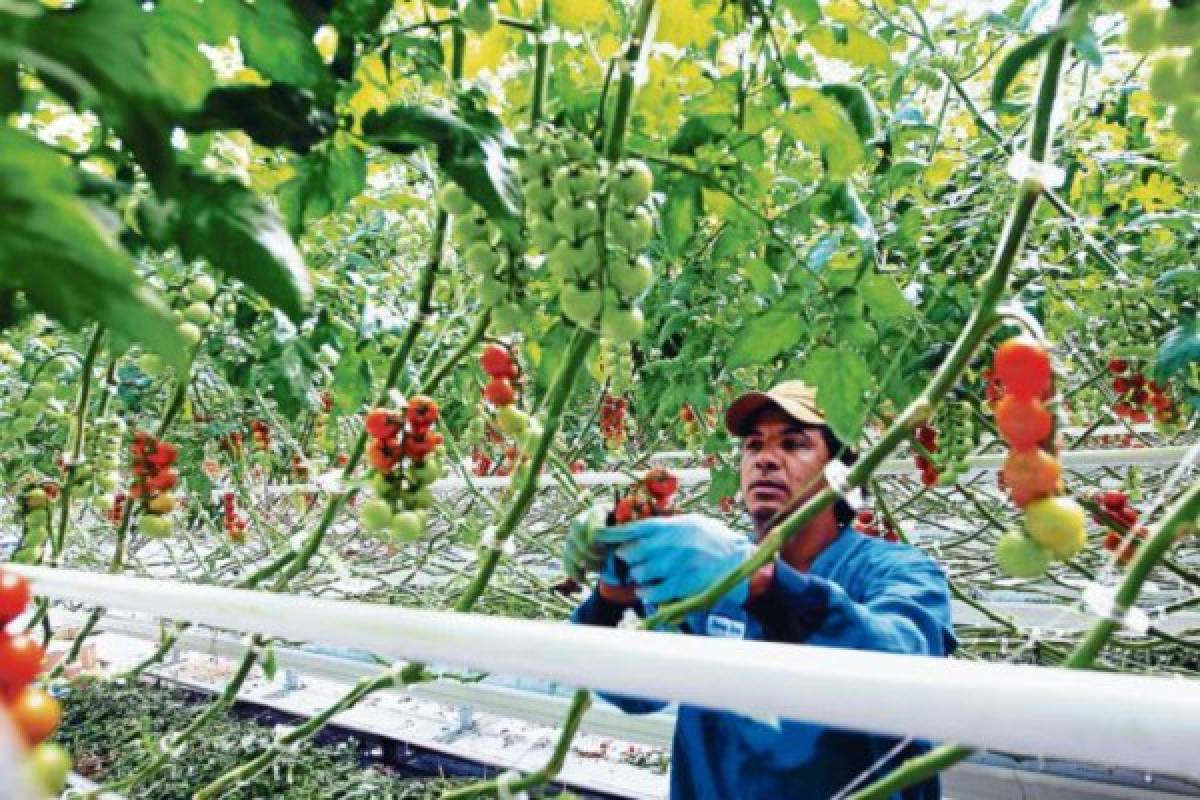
<box><xmin>600</xmin><ymin>306</ymin><xmax>645</xmax><ymax>342</ymax></box>
<box><xmin>609</xmin><ymin>256</ymin><xmax>654</xmax><ymax>299</ymax></box>
<box><xmin>524</xmin><ymin>178</ymin><xmax>557</xmax><ymax>214</ymax></box>
<box><xmin>612</xmin><ymin>160</ymin><xmax>653</xmax><ymax>208</ymax></box>
<box><xmin>177</xmin><ymin>321</ymin><xmax>203</xmax><ymax>347</ymax></box>
<box><xmin>461</xmin><ymin>0</ymin><xmax>496</xmax><ymax>33</ymax></box>
<box><xmin>453</xmin><ymin>213</ymin><xmax>491</xmax><ymax>245</ymax></box>
<box><xmin>187</xmin><ymin>274</ymin><xmax>218</xmax><ymax>302</ymax></box>
<box><xmin>438</xmin><ymin>183</ymin><xmax>474</xmax><ymax>215</ymax></box>
<box><xmin>26</xmin><ymin>743</ymin><xmax>71</xmax><ymax>796</ymax></box>
<box><xmin>390</xmin><ymin>510</ymin><xmax>425</xmax><ymax>543</ymax></box>
<box><xmin>1148</xmin><ymin>56</ymin><xmax>1186</xmax><ymax>104</ymax></box>
<box><xmin>410</xmin><ymin>456</ymin><xmax>443</xmax><ymax>486</ymax></box>
<box><xmin>995</xmin><ymin>530</ymin><xmax>1051</xmax><ymax>579</ymax></box>
<box><xmin>465</xmin><ymin>241</ymin><xmax>504</xmax><ymax>274</ymax></box>
<box><xmin>496</xmin><ymin>405</ymin><xmax>531</xmax><ymax>436</ymax></box>
<box><xmin>183</xmin><ymin>301</ymin><xmax>212</xmax><ymax>326</ymax></box>
<box><xmin>529</xmin><ymin>218</ymin><xmax>560</xmax><ymax>251</ymax></box>
<box><xmin>608</xmin><ymin>207</ymin><xmax>653</xmax><ymax>250</ymax></box>
<box><xmin>360</xmin><ymin>498</ymin><xmax>394</xmax><ymax>531</ymax></box>
<box><xmin>1122</xmin><ymin>6</ymin><xmax>1162</xmax><ymax>53</ymax></box>
<box><xmin>139</xmin><ymin>514</ymin><xmax>173</xmax><ymax>539</ymax></box>
<box><xmin>552</xmin><ymin>199</ymin><xmax>600</xmax><ymax>240</ymax></box>
<box><xmin>560</xmin><ymin>285</ymin><xmax>604</xmax><ymax>326</ymax></box>
<box><xmin>1024</xmin><ymin>497</ymin><xmax>1086</xmax><ymax>559</ymax></box>
<box><xmin>25</xmin><ymin>488</ymin><xmax>48</xmax><ymax>509</ymax></box>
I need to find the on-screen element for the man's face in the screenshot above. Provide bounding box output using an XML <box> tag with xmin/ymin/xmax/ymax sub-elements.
<box><xmin>739</xmin><ymin>406</ymin><xmax>832</xmax><ymax>536</ymax></box>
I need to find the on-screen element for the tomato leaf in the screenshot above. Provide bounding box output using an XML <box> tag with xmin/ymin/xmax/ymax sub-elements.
<box><xmin>361</xmin><ymin>96</ymin><xmax>522</xmax><ymax>238</ymax></box>
<box><xmin>1155</xmin><ymin>323</ymin><xmax>1200</xmax><ymax>383</ymax></box>
<box><xmin>727</xmin><ymin>298</ymin><xmax>807</xmax><ymax>369</ymax></box>
<box><xmin>801</xmin><ymin>346</ymin><xmax>873</xmax><ymax>444</ymax></box>
<box><xmin>860</xmin><ymin>274</ymin><xmax>913</xmax><ymax>321</ymax></box>
<box><xmin>0</xmin><ymin>130</ymin><xmax>188</xmax><ymax>370</ymax></box>
<box><xmin>262</xmin><ymin>643</ymin><xmax>279</xmax><ymax>681</ymax></box>
<box><xmin>991</xmin><ymin>31</ymin><xmax>1055</xmax><ymax>114</ymax></box>
<box><xmin>183</xmin><ymin>84</ymin><xmax>335</xmax><ymax>153</ymax></box>
<box><xmin>780</xmin><ymin>0</ymin><xmax>821</xmax><ymax>23</ymax></box>
<box><xmin>663</xmin><ymin>177</ymin><xmax>701</xmax><ymax>256</ymax></box>
<box><xmin>175</xmin><ymin>171</ymin><xmax>312</xmax><ymax>322</ymax></box>
<box><xmin>278</xmin><ymin>141</ymin><xmax>368</xmax><ymax>234</ymax></box>
<box><xmin>820</xmin><ymin>82</ymin><xmax>879</xmax><ymax>143</ymax></box>
<box><xmin>706</xmin><ymin>466</ymin><xmax>740</xmax><ymax>504</ymax></box>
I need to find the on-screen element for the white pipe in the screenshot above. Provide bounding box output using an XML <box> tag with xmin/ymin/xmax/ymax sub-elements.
<box><xmin>247</xmin><ymin>445</ymin><xmax>1191</xmax><ymax>497</ymax></box>
<box><xmin>16</xmin><ymin>566</ymin><xmax>1200</xmax><ymax>778</ymax></box>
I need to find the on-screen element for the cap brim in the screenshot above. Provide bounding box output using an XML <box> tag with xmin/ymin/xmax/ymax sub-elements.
<box><xmin>725</xmin><ymin>391</ymin><xmax>826</xmax><ymax>436</ymax></box>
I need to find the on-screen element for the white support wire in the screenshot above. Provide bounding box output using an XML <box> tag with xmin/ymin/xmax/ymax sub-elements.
<box><xmin>14</xmin><ymin>565</ymin><xmax>1200</xmax><ymax>779</ymax></box>
<box><xmin>227</xmin><ymin>445</ymin><xmax>1192</xmax><ymax>498</ymax></box>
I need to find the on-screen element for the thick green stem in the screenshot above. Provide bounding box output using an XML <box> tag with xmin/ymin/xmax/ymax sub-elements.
<box><xmin>603</xmin><ymin>0</ymin><xmax>656</xmax><ymax>162</ymax></box>
<box><xmin>50</xmin><ymin>325</ymin><xmax>104</xmax><ymax>559</ymax></box>
<box><xmin>530</xmin><ymin>1</ymin><xmax>550</xmax><ymax>126</ymax></box>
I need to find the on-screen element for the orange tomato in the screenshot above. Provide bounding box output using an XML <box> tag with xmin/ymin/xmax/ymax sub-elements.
<box><xmin>1000</xmin><ymin>449</ymin><xmax>1061</xmax><ymax>507</ymax></box>
<box><xmin>9</xmin><ymin>687</ymin><xmax>61</xmax><ymax>746</ymax></box>
<box><xmin>993</xmin><ymin>336</ymin><xmax>1052</xmax><ymax>400</ymax></box>
<box><xmin>995</xmin><ymin>395</ymin><xmax>1053</xmax><ymax>450</ymax></box>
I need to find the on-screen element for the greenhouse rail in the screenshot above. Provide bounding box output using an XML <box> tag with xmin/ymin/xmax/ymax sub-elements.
<box><xmin>15</xmin><ymin>566</ymin><xmax>1200</xmax><ymax>779</ymax></box>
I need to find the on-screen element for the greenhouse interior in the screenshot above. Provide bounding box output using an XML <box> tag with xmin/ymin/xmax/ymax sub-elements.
<box><xmin>0</xmin><ymin>0</ymin><xmax>1198</xmax><ymax>798</ymax></box>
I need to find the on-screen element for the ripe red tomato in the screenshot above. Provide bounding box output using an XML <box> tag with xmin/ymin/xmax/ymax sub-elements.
<box><xmin>483</xmin><ymin>377</ymin><xmax>516</xmax><ymax>407</ymax></box>
<box><xmin>480</xmin><ymin>344</ymin><xmax>513</xmax><ymax>378</ymax></box>
<box><xmin>365</xmin><ymin>409</ymin><xmax>402</xmax><ymax>440</ymax></box>
<box><xmin>1000</xmin><ymin>449</ymin><xmax>1060</xmax><ymax>507</ymax></box>
<box><xmin>148</xmin><ymin>441</ymin><xmax>178</xmax><ymax>468</ymax></box>
<box><xmin>995</xmin><ymin>396</ymin><xmax>1053</xmax><ymax>450</ymax></box>
<box><xmin>993</xmin><ymin>336</ymin><xmax>1052</xmax><ymax>400</ymax></box>
<box><xmin>403</xmin><ymin>432</ymin><xmax>443</xmax><ymax>460</ymax></box>
<box><xmin>643</xmin><ymin>468</ymin><xmax>678</xmax><ymax>499</ymax></box>
<box><xmin>406</xmin><ymin>396</ymin><xmax>440</xmax><ymax>427</ymax></box>
<box><xmin>9</xmin><ymin>687</ymin><xmax>60</xmax><ymax>745</ymax></box>
<box><xmin>0</xmin><ymin>632</ymin><xmax>45</xmax><ymax>687</ymax></box>
<box><xmin>367</xmin><ymin>439</ymin><xmax>400</xmax><ymax>473</ymax></box>
<box><xmin>0</xmin><ymin>571</ymin><xmax>31</xmax><ymax>625</ymax></box>
<box><xmin>147</xmin><ymin>468</ymin><xmax>179</xmax><ymax>492</ymax></box>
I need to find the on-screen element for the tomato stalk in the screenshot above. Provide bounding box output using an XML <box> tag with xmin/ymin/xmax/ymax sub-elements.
<box><xmin>50</xmin><ymin>324</ymin><xmax>104</xmax><ymax>559</ymax></box>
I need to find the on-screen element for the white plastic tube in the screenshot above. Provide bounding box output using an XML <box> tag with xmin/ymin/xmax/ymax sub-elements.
<box><xmin>16</xmin><ymin>565</ymin><xmax>1200</xmax><ymax>778</ymax></box>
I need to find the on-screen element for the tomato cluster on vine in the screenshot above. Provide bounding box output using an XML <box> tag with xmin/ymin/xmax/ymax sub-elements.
<box><xmin>130</xmin><ymin>432</ymin><xmax>180</xmax><ymax>540</ymax></box>
<box><xmin>1087</xmin><ymin>489</ymin><xmax>1148</xmax><ymax>567</ymax></box>
<box><xmin>912</xmin><ymin>424</ymin><xmax>940</xmax><ymax>488</ymax></box>
<box><xmin>1108</xmin><ymin>359</ymin><xmax>1180</xmax><ymax>427</ymax></box>
<box><xmin>600</xmin><ymin>393</ymin><xmax>628</xmax><ymax>450</ymax></box>
<box><xmin>853</xmin><ymin>509</ymin><xmax>901</xmax><ymax>542</ymax></box>
<box><xmin>611</xmin><ymin>468</ymin><xmax>680</xmax><ymax>525</ymax></box>
<box><xmin>359</xmin><ymin>397</ymin><xmax>444</xmax><ymax>545</ymax></box>
<box><xmin>0</xmin><ymin>570</ymin><xmax>71</xmax><ymax>796</ymax></box>
<box><xmin>988</xmin><ymin>337</ymin><xmax>1086</xmax><ymax>579</ymax></box>
<box><xmin>222</xmin><ymin>492</ymin><xmax>248</xmax><ymax>542</ymax></box>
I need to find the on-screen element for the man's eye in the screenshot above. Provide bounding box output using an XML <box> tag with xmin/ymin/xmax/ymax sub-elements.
<box><xmin>783</xmin><ymin>437</ymin><xmax>808</xmax><ymax>450</ymax></box>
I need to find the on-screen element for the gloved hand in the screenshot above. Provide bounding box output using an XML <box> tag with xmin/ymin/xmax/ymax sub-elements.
<box><xmin>562</xmin><ymin>505</ymin><xmax>627</xmax><ymax>586</ymax></box>
<box><xmin>594</xmin><ymin>514</ymin><xmax>756</xmax><ymax>605</ymax></box>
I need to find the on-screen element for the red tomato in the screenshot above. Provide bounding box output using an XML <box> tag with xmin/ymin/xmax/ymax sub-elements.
<box><xmin>993</xmin><ymin>336</ymin><xmax>1052</xmax><ymax>400</ymax></box>
<box><xmin>9</xmin><ymin>687</ymin><xmax>60</xmax><ymax>745</ymax></box>
<box><xmin>0</xmin><ymin>633</ymin><xmax>45</xmax><ymax>687</ymax></box>
<box><xmin>1000</xmin><ymin>449</ymin><xmax>1060</xmax><ymax>507</ymax></box>
<box><xmin>483</xmin><ymin>377</ymin><xmax>516</xmax><ymax>407</ymax></box>
<box><xmin>479</xmin><ymin>344</ymin><xmax>513</xmax><ymax>378</ymax></box>
<box><xmin>995</xmin><ymin>396</ymin><xmax>1053</xmax><ymax>450</ymax></box>
<box><xmin>0</xmin><ymin>571</ymin><xmax>30</xmax><ymax>626</ymax></box>
<box><xmin>365</xmin><ymin>408</ymin><xmax>402</xmax><ymax>440</ymax></box>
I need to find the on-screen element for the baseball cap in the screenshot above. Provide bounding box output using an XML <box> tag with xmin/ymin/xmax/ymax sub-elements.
<box><xmin>724</xmin><ymin>380</ymin><xmax>827</xmax><ymax>436</ymax></box>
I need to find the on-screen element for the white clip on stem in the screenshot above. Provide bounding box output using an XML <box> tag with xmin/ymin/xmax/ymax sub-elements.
<box><xmin>1007</xmin><ymin>152</ymin><xmax>1065</xmax><ymax>190</ymax></box>
<box><xmin>496</xmin><ymin>769</ymin><xmax>527</xmax><ymax>800</ymax></box>
<box><xmin>996</xmin><ymin>301</ymin><xmax>1048</xmax><ymax>345</ymax></box>
<box><xmin>1082</xmin><ymin>583</ymin><xmax>1150</xmax><ymax>636</ymax></box>
<box><xmin>823</xmin><ymin>460</ymin><xmax>864</xmax><ymax>511</ymax></box>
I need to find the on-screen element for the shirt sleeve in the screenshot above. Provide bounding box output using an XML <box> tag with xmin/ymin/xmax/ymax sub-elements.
<box><xmin>745</xmin><ymin>554</ymin><xmax>956</xmax><ymax>656</ymax></box>
<box><xmin>570</xmin><ymin>588</ymin><xmax>671</xmax><ymax>715</ymax></box>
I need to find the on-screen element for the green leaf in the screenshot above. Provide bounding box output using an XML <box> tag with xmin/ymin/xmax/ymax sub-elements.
<box><xmin>362</xmin><ymin>98</ymin><xmax>522</xmax><ymax>235</ymax></box>
<box><xmin>330</xmin><ymin>0</ymin><xmax>394</xmax><ymax>38</ymax></box>
<box><xmin>1156</xmin><ymin>324</ymin><xmax>1200</xmax><ymax>382</ymax></box>
<box><xmin>806</xmin><ymin>23</ymin><xmax>891</xmax><ymax>70</ymax></box>
<box><xmin>991</xmin><ymin>31</ymin><xmax>1055</xmax><ymax>114</ymax></box>
<box><xmin>800</xmin><ymin>346</ymin><xmax>873</xmax><ymax>444</ymax></box>
<box><xmin>1068</xmin><ymin>26</ymin><xmax>1102</xmax><ymax>67</ymax></box>
<box><xmin>780</xmin><ymin>89</ymin><xmax>866</xmax><ymax>180</ymax></box>
<box><xmin>741</xmin><ymin>258</ymin><xmax>780</xmax><ymax>295</ymax></box>
<box><xmin>1155</xmin><ymin>268</ymin><xmax>1200</xmax><ymax>292</ymax></box>
<box><xmin>175</xmin><ymin>171</ymin><xmax>312</xmax><ymax>322</ymax></box>
<box><xmin>780</xmin><ymin>0</ymin><xmax>821</xmax><ymax>23</ymax></box>
<box><xmin>860</xmin><ymin>274</ymin><xmax>913</xmax><ymax>321</ymax></box>
<box><xmin>219</xmin><ymin>0</ymin><xmax>332</xmax><ymax>99</ymax></box>
<box><xmin>331</xmin><ymin>347</ymin><xmax>372</xmax><ymax>414</ymax></box>
<box><xmin>0</xmin><ymin>130</ymin><xmax>188</xmax><ymax>369</ymax></box>
<box><xmin>278</xmin><ymin>141</ymin><xmax>367</xmax><ymax>234</ymax></box>
<box><xmin>184</xmin><ymin>84</ymin><xmax>335</xmax><ymax>153</ymax></box>
<box><xmin>706</xmin><ymin>466</ymin><xmax>740</xmax><ymax>504</ymax></box>
<box><xmin>262</xmin><ymin>643</ymin><xmax>278</xmax><ymax>681</ymax></box>
<box><xmin>728</xmin><ymin>301</ymin><xmax>807</xmax><ymax>369</ymax></box>
<box><xmin>663</xmin><ymin>177</ymin><xmax>701</xmax><ymax>256</ymax></box>
<box><xmin>830</xmin><ymin>182</ymin><xmax>877</xmax><ymax>261</ymax></box>
<box><xmin>820</xmin><ymin>82</ymin><xmax>879</xmax><ymax>143</ymax></box>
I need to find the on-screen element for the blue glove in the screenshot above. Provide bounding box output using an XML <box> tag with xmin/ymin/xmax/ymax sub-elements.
<box><xmin>594</xmin><ymin>514</ymin><xmax>755</xmax><ymax>605</ymax></box>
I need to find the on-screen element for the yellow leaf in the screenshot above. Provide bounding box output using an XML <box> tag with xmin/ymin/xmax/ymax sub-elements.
<box><xmin>464</xmin><ymin>26</ymin><xmax>514</xmax><ymax>75</ymax></box>
<box><xmin>807</xmin><ymin>23</ymin><xmax>892</xmax><ymax>69</ymax></box>
<box><xmin>702</xmin><ymin>187</ymin><xmax>733</xmax><ymax>216</ymax></box>
<box><xmin>923</xmin><ymin>154</ymin><xmax>957</xmax><ymax>186</ymax></box>
<box><xmin>824</xmin><ymin>0</ymin><xmax>864</xmax><ymax>24</ymax></box>
<box><xmin>779</xmin><ymin>90</ymin><xmax>865</xmax><ymax>180</ymax></box>
<box><xmin>550</xmin><ymin>0</ymin><xmax>614</xmax><ymax>30</ymax></box>
<box><xmin>658</xmin><ymin>0</ymin><xmax>723</xmax><ymax>49</ymax></box>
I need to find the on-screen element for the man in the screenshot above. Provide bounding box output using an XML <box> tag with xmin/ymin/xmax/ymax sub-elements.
<box><xmin>564</xmin><ymin>381</ymin><xmax>956</xmax><ymax>800</ymax></box>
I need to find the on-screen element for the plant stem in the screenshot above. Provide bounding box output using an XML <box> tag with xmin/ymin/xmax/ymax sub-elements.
<box><xmin>51</xmin><ymin>324</ymin><xmax>104</xmax><ymax>559</ymax></box>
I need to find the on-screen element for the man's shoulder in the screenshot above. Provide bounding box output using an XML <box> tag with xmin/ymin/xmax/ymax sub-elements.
<box><xmin>844</xmin><ymin>531</ymin><xmax>947</xmax><ymax>579</ymax></box>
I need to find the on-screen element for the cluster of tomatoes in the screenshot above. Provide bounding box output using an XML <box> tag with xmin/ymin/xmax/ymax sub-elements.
<box><xmin>853</xmin><ymin>509</ymin><xmax>901</xmax><ymax>542</ymax></box>
<box><xmin>130</xmin><ymin>432</ymin><xmax>180</xmax><ymax>540</ymax></box>
<box><xmin>1108</xmin><ymin>359</ymin><xmax>1177</xmax><ymax>426</ymax></box>
<box><xmin>912</xmin><ymin>424</ymin><xmax>941</xmax><ymax>488</ymax></box>
<box><xmin>104</xmin><ymin>491</ymin><xmax>126</xmax><ymax>525</ymax></box>
<box><xmin>1123</xmin><ymin>2</ymin><xmax>1200</xmax><ymax>181</ymax></box>
<box><xmin>13</xmin><ymin>486</ymin><xmax>53</xmax><ymax>564</ymax></box>
<box><xmin>480</xmin><ymin>343</ymin><xmax>533</xmax><ymax>439</ymax></box>
<box><xmin>358</xmin><ymin>398</ymin><xmax>443</xmax><ymax>545</ymax></box>
<box><xmin>612</xmin><ymin>468</ymin><xmax>680</xmax><ymax>524</ymax></box>
<box><xmin>219</xmin><ymin>430</ymin><xmax>244</xmax><ymax>460</ymax></box>
<box><xmin>988</xmin><ymin>337</ymin><xmax>1087</xmax><ymax>579</ymax></box>
<box><xmin>1087</xmin><ymin>489</ymin><xmax>1148</xmax><ymax>567</ymax></box>
<box><xmin>222</xmin><ymin>492</ymin><xmax>248</xmax><ymax>542</ymax></box>
<box><xmin>519</xmin><ymin>125</ymin><xmax>656</xmax><ymax>342</ymax></box>
<box><xmin>0</xmin><ymin>570</ymin><xmax>71</xmax><ymax>796</ymax></box>
<box><xmin>600</xmin><ymin>393</ymin><xmax>628</xmax><ymax>450</ymax></box>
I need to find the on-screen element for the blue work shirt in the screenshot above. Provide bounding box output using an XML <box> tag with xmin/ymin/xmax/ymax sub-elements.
<box><xmin>571</xmin><ymin>525</ymin><xmax>956</xmax><ymax>800</ymax></box>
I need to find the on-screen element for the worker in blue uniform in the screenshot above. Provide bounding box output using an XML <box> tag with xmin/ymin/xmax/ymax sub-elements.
<box><xmin>563</xmin><ymin>381</ymin><xmax>956</xmax><ymax>799</ymax></box>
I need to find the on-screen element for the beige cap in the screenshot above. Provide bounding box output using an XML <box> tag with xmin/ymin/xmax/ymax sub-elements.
<box><xmin>725</xmin><ymin>380</ymin><xmax>827</xmax><ymax>436</ymax></box>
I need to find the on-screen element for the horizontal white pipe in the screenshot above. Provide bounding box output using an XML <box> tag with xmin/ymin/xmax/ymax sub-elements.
<box><xmin>244</xmin><ymin>445</ymin><xmax>1190</xmax><ymax>497</ymax></box>
<box><xmin>17</xmin><ymin>566</ymin><xmax>1200</xmax><ymax>778</ymax></box>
